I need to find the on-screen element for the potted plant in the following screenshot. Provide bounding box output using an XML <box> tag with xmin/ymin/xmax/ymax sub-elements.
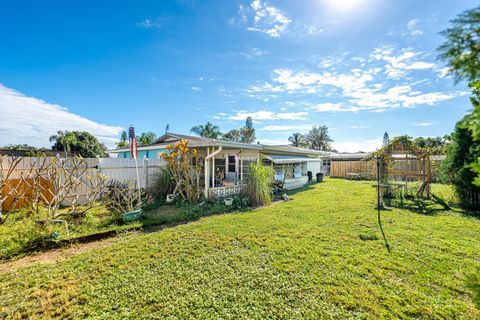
<box><xmin>224</xmin><ymin>197</ymin><xmax>233</xmax><ymax>206</ymax></box>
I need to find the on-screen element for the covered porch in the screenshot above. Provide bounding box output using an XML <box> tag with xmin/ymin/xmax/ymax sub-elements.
<box><xmin>203</xmin><ymin>146</ymin><xmax>260</xmax><ymax>198</ymax></box>
<box><xmin>262</xmin><ymin>154</ymin><xmax>323</xmax><ymax>190</ymax></box>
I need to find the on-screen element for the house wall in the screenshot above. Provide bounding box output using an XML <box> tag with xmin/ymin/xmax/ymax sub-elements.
<box><xmin>116</xmin><ymin>149</ymin><xmax>167</xmax><ymax>159</ymax></box>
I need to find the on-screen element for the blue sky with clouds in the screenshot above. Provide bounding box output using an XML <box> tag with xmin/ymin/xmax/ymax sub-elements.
<box><xmin>0</xmin><ymin>0</ymin><xmax>475</xmax><ymax>151</ymax></box>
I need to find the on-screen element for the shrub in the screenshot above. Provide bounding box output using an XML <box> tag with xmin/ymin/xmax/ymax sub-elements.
<box><xmin>104</xmin><ymin>180</ymin><xmax>150</xmax><ymax>215</ymax></box>
<box><xmin>242</xmin><ymin>163</ymin><xmax>274</xmax><ymax>206</ymax></box>
<box><xmin>440</xmin><ymin>117</ymin><xmax>480</xmax><ymax>208</ymax></box>
<box><xmin>177</xmin><ymin>196</ymin><xmax>251</xmax><ymax>221</ymax></box>
<box><xmin>149</xmin><ymin>168</ymin><xmax>175</xmax><ymax>200</ymax></box>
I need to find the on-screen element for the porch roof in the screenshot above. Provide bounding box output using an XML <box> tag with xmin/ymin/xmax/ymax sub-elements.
<box><xmin>263</xmin><ymin>154</ymin><xmax>323</xmax><ymax>164</ymax></box>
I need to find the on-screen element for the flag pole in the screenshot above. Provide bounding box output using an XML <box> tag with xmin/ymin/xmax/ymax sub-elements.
<box><xmin>129</xmin><ymin>126</ymin><xmax>142</xmax><ymax>207</ymax></box>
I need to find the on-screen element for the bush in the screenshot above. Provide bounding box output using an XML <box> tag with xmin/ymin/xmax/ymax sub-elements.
<box><xmin>242</xmin><ymin>163</ymin><xmax>274</xmax><ymax>206</ymax></box>
<box><xmin>179</xmin><ymin>196</ymin><xmax>251</xmax><ymax>221</ymax></box>
<box><xmin>149</xmin><ymin>168</ymin><xmax>175</xmax><ymax>200</ymax></box>
<box><xmin>104</xmin><ymin>180</ymin><xmax>150</xmax><ymax>215</ymax></box>
<box><xmin>440</xmin><ymin>117</ymin><xmax>480</xmax><ymax>208</ymax></box>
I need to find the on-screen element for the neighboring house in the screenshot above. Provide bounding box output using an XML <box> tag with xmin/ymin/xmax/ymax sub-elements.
<box><xmin>109</xmin><ymin>133</ymin><xmax>331</xmax><ymax>198</ymax></box>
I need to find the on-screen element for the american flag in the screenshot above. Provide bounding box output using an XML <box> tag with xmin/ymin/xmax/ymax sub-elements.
<box><xmin>128</xmin><ymin>126</ymin><xmax>138</xmax><ymax>159</ymax></box>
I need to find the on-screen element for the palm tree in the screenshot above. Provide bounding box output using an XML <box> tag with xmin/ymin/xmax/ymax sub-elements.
<box><xmin>138</xmin><ymin>131</ymin><xmax>157</xmax><ymax>146</ymax></box>
<box><xmin>288</xmin><ymin>132</ymin><xmax>306</xmax><ymax>148</ymax></box>
<box><xmin>49</xmin><ymin>130</ymin><xmax>76</xmax><ymax>158</ymax></box>
<box><xmin>190</xmin><ymin>122</ymin><xmax>222</xmax><ymax>139</ymax></box>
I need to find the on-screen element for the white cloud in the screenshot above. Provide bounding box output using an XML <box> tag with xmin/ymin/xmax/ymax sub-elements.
<box><xmin>371</xmin><ymin>46</ymin><xmax>437</xmax><ymax>79</ymax></box>
<box><xmin>407</xmin><ymin>19</ymin><xmax>423</xmax><ymax>36</ymax></box>
<box><xmin>436</xmin><ymin>67</ymin><xmax>451</xmax><ymax>78</ymax></box>
<box><xmin>241</xmin><ymin>47</ymin><xmax>269</xmax><ymax>59</ymax></box>
<box><xmin>217</xmin><ymin>110</ymin><xmax>309</xmax><ymax>121</ymax></box>
<box><xmin>412</xmin><ymin>122</ymin><xmax>436</xmax><ymax>127</ymax></box>
<box><xmin>259</xmin><ymin>124</ymin><xmax>312</xmax><ymax>131</ymax></box>
<box><xmin>311</xmin><ymin>102</ymin><xmax>360</xmax><ymax>112</ymax></box>
<box><xmin>247</xmin><ymin>46</ymin><xmax>461</xmax><ymax>112</ymax></box>
<box><xmin>0</xmin><ymin>84</ymin><xmax>123</xmax><ymax>148</ymax></box>
<box><xmin>333</xmin><ymin>138</ymin><xmax>382</xmax><ymax>153</ymax></box>
<box><xmin>136</xmin><ymin>18</ymin><xmax>164</xmax><ymax>28</ymax></box>
<box><xmin>237</xmin><ymin>0</ymin><xmax>291</xmax><ymax>37</ymax></box>
<box><xmin>191</xmin><ymin>86</ymin><xmax>202</xmax><ymax>91</ymax></box>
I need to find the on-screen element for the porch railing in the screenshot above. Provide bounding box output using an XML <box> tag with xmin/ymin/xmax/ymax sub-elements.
<box><xmin>208</xmin><ymin>184</ymin><xmax>245</xmax><ymax>198</ymax></box>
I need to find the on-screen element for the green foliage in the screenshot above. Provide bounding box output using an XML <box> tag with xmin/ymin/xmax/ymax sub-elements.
<box><xmin>1</xmin><ymin>180</ymin><xmax>479</xmax><ymax>318</ymax></box>
<box><xmin>305</xmin><ymin>125</ymin><xmax>333</xmax><ymax>151</ymax></box>
<box><xmin>178</xmin><ymin>196</ymin><xmax>251</xmax><ymax>220</ymax></box>
<box><xmin>437</xmin><ymin>6</ymin><xmax>480</xmax><ymax>83</ymax></box>
<box><xmin>116</xmin><ymin>131</ymin><xmax>128</xmax><ymax>148</ymax></box>
<box><xmin>440</xmin><ymin>117</ymin><xmax>480</xmax><ymax>208</ymax></box>
<box><xmin>50</xmin><ymin>130</ymin><xmax>108</xmax><ymax>158</ymax></box>
<box><xmin>413</xmin><ymin>136</ymin><xmax>449</xmax><ymax>154</ymax></box>
<box><xmin>2</xmin><ymin>144</ymin><xmax>47</xmax><ymax>156</ymax></box>
<box><xmin>288</xmin><ymin>132</ymin><xmax>307</xmax><ymax>148</ymax></box>
<box><xmin>243</xmin><ymin>163</ymin><xmax>274</xmax><ymax>206</ymax></box>
<box><xmin>148</xmin><ymin>168</ymin><xmax>175</xmax><ymax>200</ymax></box>
<box><xmin>137</xmin><ymin>131</ymin><xmax>157</xmax><ymax>146</ymax></box>
<box><xmin>223</xmin><ymin>117</ymin><xmax>256</xmax><ymax>144</ymax></box>
<box><xmin>190</xmin><ymin>122</ymin><xmax>222</xmax><ymax>139</ymax></box>
<box><xmin>0</xmin><ymin>205</ymin><xmax>141</xmax><ymax>259</ymax></box>
<box><xmin>382</xmin><ymin>131</ymin><xmax>390</xmax><ymax>147</ymax></box>
<box><xmin>49</xmin><ymin>130</ymin><xmax>77</xmax><ymax>157</ymax></box>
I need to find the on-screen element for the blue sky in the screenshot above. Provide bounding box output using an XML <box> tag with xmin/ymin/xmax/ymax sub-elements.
<box><xmin>0</xmin><ymin>0</ymin><xmax>475</xmax><ymax>151</ymax></box>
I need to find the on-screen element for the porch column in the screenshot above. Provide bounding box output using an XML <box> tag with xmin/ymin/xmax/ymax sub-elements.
<box><xmin>204</xmin><ymin>147</ymin><xmax>210</xmax><ymax>199</ymax></box>
<box><xmin>240</xmin><ymin>158</ymin><xmax>243</xmax><ymax>181</ymax></box>
<box><xmin>212</xmin><ymin>153</ymin><xmax>215</xmax><ymax>188</ymax></box>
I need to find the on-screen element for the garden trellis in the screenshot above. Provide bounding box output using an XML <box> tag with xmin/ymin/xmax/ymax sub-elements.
<box><xmin>368</xmin><ymin>137</ymin><xmax>433</xmax><ymax>199</ymax></box>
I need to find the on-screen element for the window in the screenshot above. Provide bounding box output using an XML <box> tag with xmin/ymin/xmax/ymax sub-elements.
<box><xmin>228</xmin><ymin>155</ymin><xmax>236</xmax><ymax>172</ymax></box>
<box><xmin>301</xmin><ymin>162</ymin><xmax>307</xmax><ymax>176</ymax></box>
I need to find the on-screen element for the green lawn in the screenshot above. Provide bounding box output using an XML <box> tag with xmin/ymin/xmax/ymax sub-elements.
<box><xmin>1</xmin><ymin>179</ymin><xmax>479</xmax><ymax>319</ymax></box>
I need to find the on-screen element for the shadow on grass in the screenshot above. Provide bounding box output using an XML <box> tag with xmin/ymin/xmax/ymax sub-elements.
<box><xmin>388</xmin><ymin>193</ymin><xmax>480</xmax><ymax>218</ymax></box>
<box><xmin>284</xmin><ymin>182</ymin><xmax>317</xmax><ymax>199</ymax></box>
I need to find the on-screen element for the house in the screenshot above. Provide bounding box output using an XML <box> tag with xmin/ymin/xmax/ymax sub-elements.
<box><xmin>109</xmin><ymin>133</ymin><xmax>331</xmax><ymax>198</ymax></box>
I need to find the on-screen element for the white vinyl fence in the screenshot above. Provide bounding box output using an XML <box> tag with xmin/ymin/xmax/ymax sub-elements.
<box><xmin>97</xmin><ymin>158</ymin><xmax>166</xmax><ymax>189</ymax></box>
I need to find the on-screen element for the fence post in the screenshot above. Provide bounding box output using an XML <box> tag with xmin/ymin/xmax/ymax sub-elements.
<box><xmin>143</xmin><ymin>158</ymin><xmax>149</xmax><ymax>189</ymax></box>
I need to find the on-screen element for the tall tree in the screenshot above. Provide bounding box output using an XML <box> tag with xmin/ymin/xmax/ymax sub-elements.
<box><xmin>288</xmin><ymin>132</ymin><xmax>306</xmax><ymax>147</ymax></box>
<box><xmin>438</xmin><ymin>6</ymin><xmax>480</xmax><ymax>83</ymax></box>
<box><xmin>223</xmin><ymin>117</ymin><xmax>256</xmax><ymax>144</ymax></box>
<box><xmin>223</xmin><ymin>129</ymin><xmax>242</xmax><ymax>142</ymax></box>
<box><xmin>137</xmin><ymin>131</ymin><xmax>157</xmax><ymax>146</ymax></box>
<box><xmin>117</xmin><ymin>131</ymin><xmax>128</xmax><ymax>148</ymax></box>
<box><xmin>190</xmin><ymin>122</ymin><xmax>222</xmax><ymax>139</ymax></box>
<box><xmin>440</xmin><ymin>115</ymin><xmax>480</xmax><ymax>207</ymax></box>
<box><xmin>51</xmin><ymin>131</ymin><xmax>108</xmax><ymax>158</ymax></box>
<box><xmin>305</xmin><ymin>125</ymin><xmax>333</xmax><ymax>151</ymax></box>
<box><xmin>240</xmin><ymin>117</ymin><xmax>256</xmax><ymax>143</ymax></box>
<box><xmin>49</xmin><ymin>130</ymin><xmax>77</xmax><ymax>158</ymax></box>
<box><xmin>382</xmin><ymin>131</ymin><xmax>390</xmax><ymax>147</ymax></box>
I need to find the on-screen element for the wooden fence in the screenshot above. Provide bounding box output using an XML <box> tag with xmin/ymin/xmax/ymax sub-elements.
<box><xmin>330</xmin><ymin>159</ymin><xmax>441</xmax><ymax>181</ymax></box>
<box><xmin>1</xmin><ymin>157</ymin><xmax>166</xmax><ymax>212</ymax></box>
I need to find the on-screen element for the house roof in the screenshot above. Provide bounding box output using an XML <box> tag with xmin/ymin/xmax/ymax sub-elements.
<box><xmin>330</xmin><ymin>152</ymin><xmax>369</xmax><ymax>160</ymax></box>
<box><xmin>263</xmin><ymin>154</ymin><xmax>324</xmax><ymax>164</ymax></box>
<box><xmin>154</xmin><ymin>133</ymin><xmax>263</xmax><ymax>149</ymax></box>
<box><xmin>109</xmin><ymin>133</ymin><xmax>329</xmax><ymax>158</ymax></box>
<box><xmin>263</xmin><ymin>145</ymin><xmax>331</xmax><ymax>156</ymax></box>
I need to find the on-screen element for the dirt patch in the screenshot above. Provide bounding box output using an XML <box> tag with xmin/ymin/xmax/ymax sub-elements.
<box><xmin>0</xmin><ymin>235</ymin><xmax>126</xmax><ymax>274</ymax></box>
